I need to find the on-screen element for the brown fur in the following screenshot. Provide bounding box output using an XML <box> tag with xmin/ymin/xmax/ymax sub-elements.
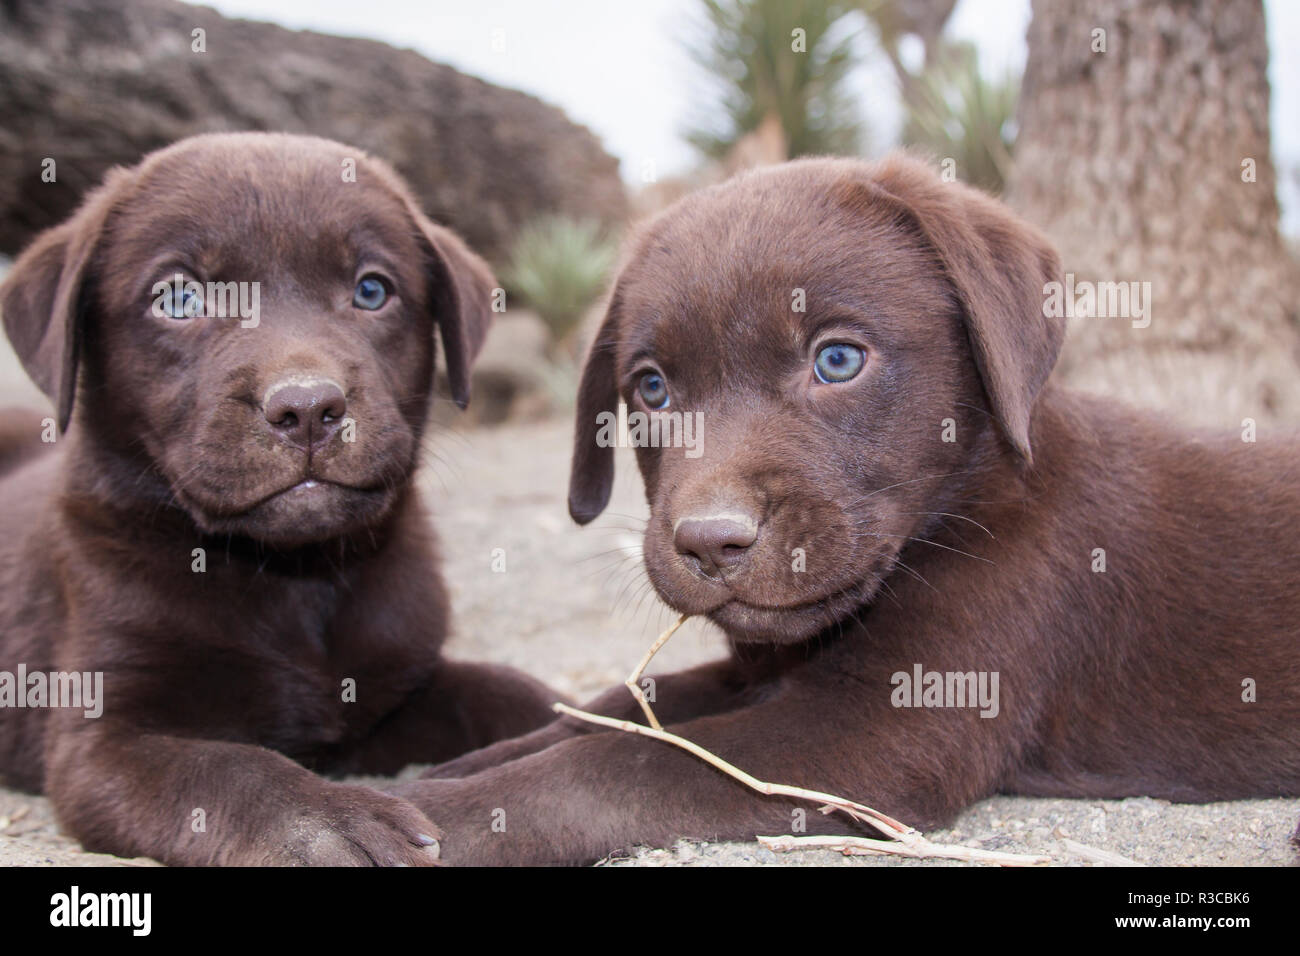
<box><xmin>393</xmin><ymin>154</ymin><xmax>1300</xmax><ymax>865</ymax></box>
<box><xmin>0</xmin><ymin>132</ymin><xmax>560</xmax><ymax>865</ymax></box>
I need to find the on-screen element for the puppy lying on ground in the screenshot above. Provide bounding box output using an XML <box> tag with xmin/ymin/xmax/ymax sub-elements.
<box><xmin>394</xmin><ymin>153</ymin><xmax>1300</xmax><ymax>865</ymax></box>
<box><xmin>0</xmin><ymin>132</ymin><xmax>559</xmax><ymax>865</ymax></box>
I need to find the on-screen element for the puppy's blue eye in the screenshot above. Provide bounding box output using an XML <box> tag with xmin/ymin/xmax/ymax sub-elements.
<box><xmin>638</xmin><ymin>372</ymin><xmax>670</xmax><ymax>409</ymax></box>
<box><xmin>353</xmin><ymin>276</ymin><xmax>388</xmax><ymax>310</ymax></box>
<box><xmin>159</xmin><ymin>286</ymin><xmax>203</xmax><ymax>319</ymax></box>
<box><xmin>813</xmin><ymin>343</ymin><xmax>865</xmax><ymax>384</ymax></box>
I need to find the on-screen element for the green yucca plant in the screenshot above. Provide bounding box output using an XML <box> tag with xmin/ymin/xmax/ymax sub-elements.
<box><xmin>502</xmin><ymin>216</ymin><xmax>618</xmax><ymax>352</ymax></box>
<box><xmin>900</xmin><ymin>42</ymin><xmax>1018</xmax><ymax>193</ymax></box>
<box><xmin>684</xmin><ymin>0</ymin><xmax>865</xmax><ymax>160</ymax></box>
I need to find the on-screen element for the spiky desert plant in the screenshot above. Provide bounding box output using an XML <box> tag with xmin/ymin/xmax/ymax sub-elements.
<box><xmin>683</xmin><ymin>0</ymin><xmax>865</xmax><ymax>160</ymax></box>
<box><xmin>900</xmin><ymin>42</ymin><xmax>1018</xmax><ymax>193</ymax></box>
<box><xmin>502</xmin><ymin>216</ymin><xmax>618</xmax><ymax>351</ymax></box>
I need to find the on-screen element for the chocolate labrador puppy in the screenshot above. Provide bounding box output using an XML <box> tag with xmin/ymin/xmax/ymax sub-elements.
<box><xmin>394</xmin><ymin>153</ymin><xmax>1300</xmax><ymax>864</ymax></box>
<box><xmin>0</xmin><ymin>132</ymin><xmax>559</xmax><ymax>865</ymax></box>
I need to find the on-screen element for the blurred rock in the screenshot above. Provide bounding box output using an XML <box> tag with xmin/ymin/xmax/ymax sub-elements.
<box><xmin>0</xmin><ymin>0</ymin><xmax>627</xmax><ymax>263</ymax></box>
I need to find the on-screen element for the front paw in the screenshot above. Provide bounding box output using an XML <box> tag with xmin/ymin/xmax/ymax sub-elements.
<box><xmin>261</xmin><ymin>783</ymin><xmax>443</xmax><ymax>866</ymax></box>
<box><xmin>386</xmin><ymin>778</ymin><xmax>491</xmax><ymax>865</ymax></box>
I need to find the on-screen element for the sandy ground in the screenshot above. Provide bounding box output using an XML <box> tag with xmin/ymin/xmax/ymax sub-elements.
<box><xmin>0</xmin><ymin>407</ymin><xmax>1297</xmax><ymax>866</ymax></box>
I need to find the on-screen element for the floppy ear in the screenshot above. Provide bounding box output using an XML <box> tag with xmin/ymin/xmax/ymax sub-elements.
<box><xmin>0</xmin><ymin>173</ymin><xmax>122</xmax><ymax>433</ymax></box>
<box><xmin>567</xmin><ymin>290</ymin><xmax>622</xmax><ymax>525</ymax></box>
<box><xmin>868</xmin><ymin>158</ymin><xmax>1065</xmax><ymax>463</ymax></box>
<box><xmin>412</xmin><ymin>215</ymin><xmax>495</xmax><ymax>409</ymax></box>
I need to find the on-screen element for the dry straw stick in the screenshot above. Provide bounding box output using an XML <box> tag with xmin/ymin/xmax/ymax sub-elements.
<box><xmin>554</xmin><ymin>614</ymin><xmax>1051</xmax><ymax>867</ymax></box>
<box><xmin>621</xmin><ymin>612</ymin><xmax>686</xmax><ymax>730</ymax></box>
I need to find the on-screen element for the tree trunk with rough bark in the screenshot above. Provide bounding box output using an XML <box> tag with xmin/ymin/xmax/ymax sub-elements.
<box><xmin>1009</xmin><ymin>0</ymin><xmax>1300</xmax><ymax>428</ymax></box>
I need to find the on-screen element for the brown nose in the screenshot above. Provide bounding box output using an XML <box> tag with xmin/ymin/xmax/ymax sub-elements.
<box><xmin>674</xmin><ymin>515</ymin><xmax>758</xmax><ymax>578</ymax></box>
<box><xmin>263</xmin><ymin>379</ymin><xmax>347</xmax><ymax>451</ymax></box>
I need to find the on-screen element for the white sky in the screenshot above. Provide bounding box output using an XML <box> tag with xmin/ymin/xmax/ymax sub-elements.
<box><xmin>206</xmin><ymin>0</ymin><xmax>1299</xmax><ymax>233</ymax></box>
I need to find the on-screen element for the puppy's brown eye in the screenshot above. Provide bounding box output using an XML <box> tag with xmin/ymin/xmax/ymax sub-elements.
<box><xmin>353</xmin><ymin>275</ymin><xmax>389</xmax><ymax>310</ymax></box>
<box><xmin>814</xmin><ymin>343</ymin><xmax>865</xmax><ymax>384</ymax></box>
<box><xmin>638</xmin><ymin>372</ymin><xmax>670</xmax><ymax>409</ymax></box>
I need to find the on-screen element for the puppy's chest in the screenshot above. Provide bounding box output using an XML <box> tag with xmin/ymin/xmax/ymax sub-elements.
<box><xmin>124</xmin><ymin>571</ymin><xmax>441</xmax><ymax>749</ymax></box>
<box><xmin>229</xmin><ymin>577</ymin><xmax>438</xmax><ymax>694</ymax></box>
